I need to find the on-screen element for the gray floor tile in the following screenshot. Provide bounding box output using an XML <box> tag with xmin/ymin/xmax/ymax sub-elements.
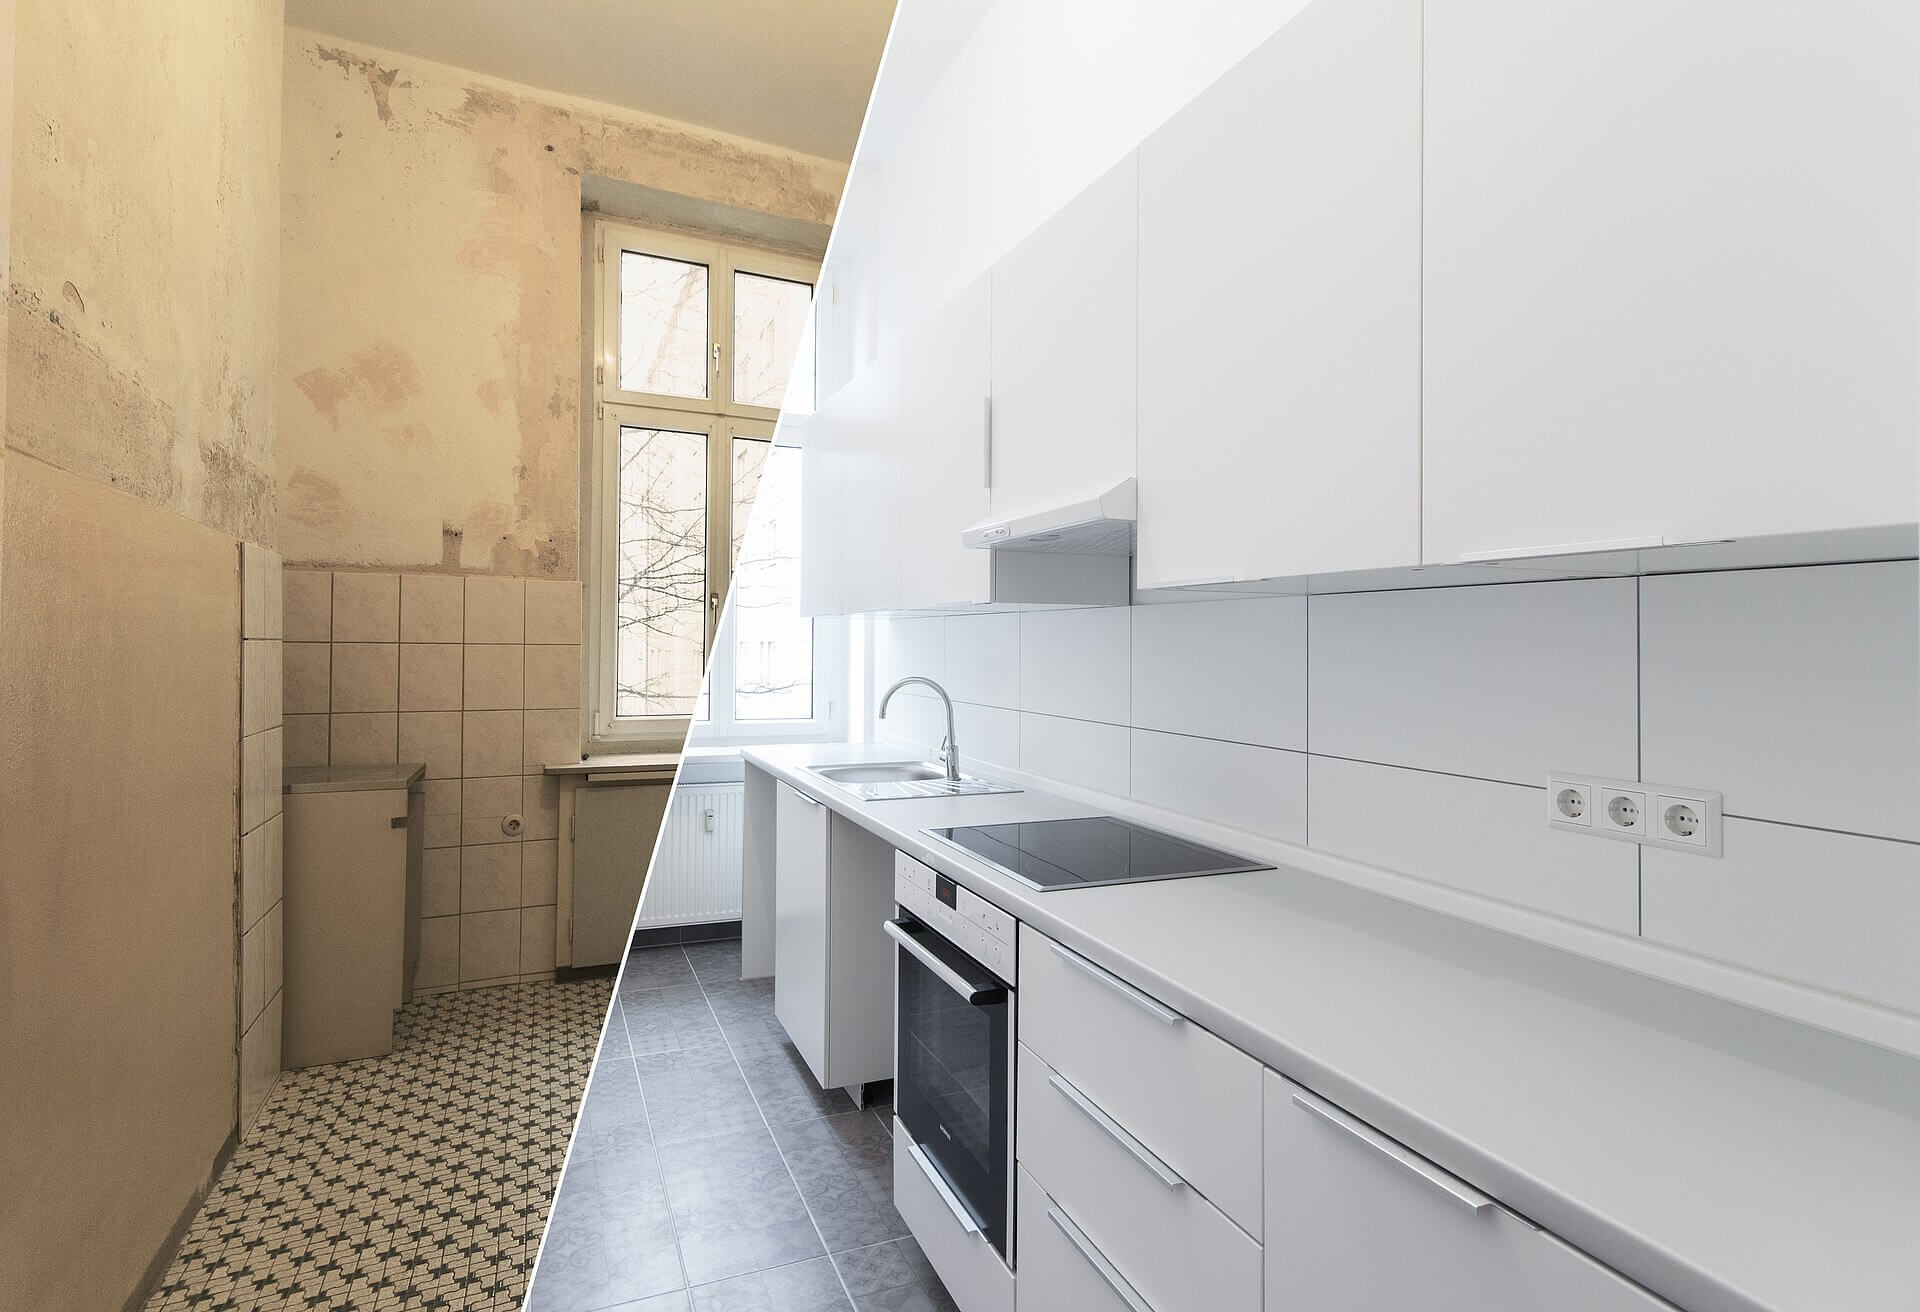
<box><xmin>635</xmin><ymin>1049</ymin><xmax>767</xmax><ymax>1147</ymax></box>
<box><xmin>734</xmin><ymin>1040</ymin><xmax>847</xmax><ymax>1128</ymax></box>
<box><xmin>701</xmin><ymin>978</ymin><xmax>776</xmax><ymax>1029</ymax></box>
<box><xmin>619</xmin><ymin>946</ymin><xmax>698</xmax><ymax>994</ymax></box>
<box><xmin>529</xmin><ymin>1149</ymin><xmax>684</xmax><ymax>1309</ymax></box>
<box><xmin>620</xmin><ymin>984</ymin><xmax>730</xmax><ymax>1059</ymax></box>
<box><xmin>683</xmin><ymin>939</ymin><xmax>745</xmax><ymax>986</ymax></box>
<box><xmin>832</xmin><ymin>1237</ymin><xmax>958</xmax><ymax>1312</ymax></box>
<box><xmin>657</xmin><ymin>1127</ymin><xmax>824</xmax><ymax>1285</ymax></box>
<box><xmin>772</xmin><ymin>1112</ymin><xmax>910</xmax><ymax>1253</ymax></box>
<box><xmin>687</xmin><ymin>1254</ymin><xmax>852</xmax><ymax>1311</ymax></box>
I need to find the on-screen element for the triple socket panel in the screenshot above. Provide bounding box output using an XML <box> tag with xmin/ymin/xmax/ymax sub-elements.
<box><xmin>1547</xmin><ymin>771</ymin><xmax>1723</xmax><ymax>858</ymax></box>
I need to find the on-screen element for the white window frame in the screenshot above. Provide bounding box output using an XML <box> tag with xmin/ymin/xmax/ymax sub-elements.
<box><xmin>585</xmin><ymin>220</ymin><xmax>834</xmax><ymax>749</ymax></box>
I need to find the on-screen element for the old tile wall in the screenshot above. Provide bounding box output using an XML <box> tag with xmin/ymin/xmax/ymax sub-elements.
<box><xmin>238</xmin><ymin>543</ymin><xmax>285</xmax><ymax>1134</ymax></box>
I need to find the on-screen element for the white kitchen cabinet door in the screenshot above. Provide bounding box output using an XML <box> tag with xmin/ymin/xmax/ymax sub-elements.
<box><xmin>1137</xmin><ymin>0</ymin><xmax>1421</xmax><ymax>587</ymax></box>
<box><xmin>797</xmin><ymin>401</ymin><xmax>846</xmax><ymax>617</ymax></box>
<box><xmin>1422</xmin><ymin>0</ymin><xmax>1919</xmax><ymax>564</ymax></box>
<box><xmin>897</xmin><ymin>274</ymin><xmax>994</xmax><ymax>608</ymax></box>
<box><xmin>1265</xmin><ymin>1070</ymin><xmax>1537</xmax><ymax>1311</ymax></box>
<box><xmin>773</xmin><ymin>783</ymin><xmax>831</xmax><ymax>1084</ymax></box>
<box><xmin>1524</xmin><ymin>1232</ymin><xmax>1681</xmax><ymax>1312</ymax></box>
<box><xmin>838</xmin><ymin>353</ymin><xmax>904</xmax><ymax>615</ymax></box>
<box><xmin>988</xmin><ymin>153</ymin><xmax>1138</xmax><ymax>518</ymax></box>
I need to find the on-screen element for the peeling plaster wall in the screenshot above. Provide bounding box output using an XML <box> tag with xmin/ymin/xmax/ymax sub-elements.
<box><xmin>0</xmin><ymin>3</ymin><xmax>282</xmax><ymax>1311</ymax></box>
<box><xmin>278</xmin><ymin>30</ymin><xmax>847</xmax><ymax>580</ymax></box>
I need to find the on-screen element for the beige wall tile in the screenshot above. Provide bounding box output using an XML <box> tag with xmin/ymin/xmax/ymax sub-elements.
<box><xmin>242</xmin><ymin>639</ymin><xmax>282</xmax><ymax>737</ymax></box>
<box><xmin>422</xmin><ymin>847</ymin><xmax>461</xmax><ymax>918</ymax></box>
<box><xmin>241</xmin><ymin>824</ymin><xmax>268</xmax><ymax>930</ymax></box>
<box><xmin>520</xmin><ymin>906</ymin><xmax>556</xmax><ymax>975</ymax></box>
<box><xmin>464</xmin><ymin>576</ymin><xmax>524</xmax><ymax>644</ymax></box>
<box><xmin>524</xmin><ymin>645</ymin><xmax>581</xmax><ymax>710</ymax></box>
<box><xmin>331</xmin><ymin>712</ymin><xmax>398</xmax><ymax>764</ymax></box>
<box><xmin>242</xmin><ymin>918</ymin><xmax>265</xmax><ymax>1025</ymax></box>
<box><xmin>264</xmin><ymin>813</ymin><xmax>283</xmax><ymax>910</ymax></box>
<box><xmin>241</xmin><ymin>731</ymin><xmax>267</xmax><ymax>833</ymax></box>
<box><xmin>522</xmin><ymin>772</ymin><xmax>562</xmax><ymax>841</ymax></box>
<box><xmin>283</xmin><ymin>568</ymin><xmax>332</xmax><ymax>642</ymax></box>
<box><xmin>400</xmin><ymin>573</ymin><xmax>464</xmax><ymax>643</ymax></box>
<box><xmin>243</xmin><ymin>543</ymin><xmax>283</xmax><ymax>640</ymax></box>
<box><xmin>522</xmin><ymin>708</ymin><xmax>580</xmax><ymax>773</ymax></box>
<box><xmin>463</xmin><ymin>644</ymin><xmax>524</xmax><ymax>710</ymax></box>
<box><xmin>263</xmin><ymin>904</ymin><xmax>283</xmax><ymax>1007</ymax></box>
<box><xmin>265</xmin><ymin>726</ymin><xmax>283</xmax><ymax>820</ymax></box>
<box><xmin>331</xmin><ymin>642</ymin><xmax>399</xmax><ymax>713</ymax></box>
<box><xmin>521</xmin><ymin>840</ymin><xmax>558</xmax><ymax>906</ymax></box>
<box><xmin>422</xmin><ymin>778</ymin><xmax>461</xmax><ymax>849</ymax></box>
<box><xmin>525</xmin><ymin>579</ymin><xmax>582</xmax><ymax>645</ymax></box>
<box><xmin>284</xmin><ymin>713</ymin><xmax>329</xmax><ymax>768</ymax></box>
<box><xmin>240</xmin><ymin>994</ymin><xmax>282</xmax><ymax>1138</ymax></box>
<box><xmin>461</xmin><ymin>843</ymin><xmax>521</xmax><ymax>913</ymax></box>
<box><xmin>399</xmin><ymin>643</ymin><xmax>463</xmax><ymax>711</ymax></box>
<box><xmin>417</xmin><ymin>916</ymin><xmax>459</xmax><ymax>989</ymax></box>
<box><xmin>283</xmin><ymin>641</ymin><xmax>330</xmax><ymax>716</ymax></box>
<box><xmin>459</xmin><ymin>909</ymin><xmax>520</xmax><ymax>981</ymax></box>
<box><xmin>462</xmin><ymin>775</ymin><xmax>523</xmax><ymax>846</ymax></box>
<box><xmin>398</xmin><ymin>711</ymin><xmax>462</xmax><ymax>780</ymax></box>
<box><xmin>332</xmin><ymin>572</ymin><xmax>401</xmax><ymax>642</ymax></box>
<box><xmin>462</xmin><ymin>710</ymin><xmax>523</xmax><ymax>778</ymax></box>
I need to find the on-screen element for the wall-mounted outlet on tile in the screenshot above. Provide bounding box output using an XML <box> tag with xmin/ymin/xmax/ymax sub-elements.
<box><xmin>1548</xmin><ymin>772</ymin><xmax>1722</xmax><ymax>857</ymax></box>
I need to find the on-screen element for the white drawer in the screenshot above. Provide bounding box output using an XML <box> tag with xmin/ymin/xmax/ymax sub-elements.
<box><xmin>1018</xmin><ymin>925</ymin><xmax>1264</xmax><ymax>1235</ymax></box>
<box><xmin>1015</xmin><ymin>1167</ymin><xmax>1138</xmax><ymax>1312</ymax></box>
<box><xmin>1018</xmin><ymin>1043</ymin><xmax>1262</xmax><ymax>1312</ymax></box>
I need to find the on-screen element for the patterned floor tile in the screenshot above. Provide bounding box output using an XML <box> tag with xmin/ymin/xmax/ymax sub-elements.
<box><xmin>772</xmin><ymin>1112</ymin><xmax>910</xmax><ymax>1253</ymax></box>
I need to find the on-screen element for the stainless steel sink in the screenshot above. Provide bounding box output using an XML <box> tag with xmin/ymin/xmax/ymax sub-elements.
<box><xmin>808</xmin><ymin>761</ymin><xmax>1022</xmax><ymax>802</ymax></box>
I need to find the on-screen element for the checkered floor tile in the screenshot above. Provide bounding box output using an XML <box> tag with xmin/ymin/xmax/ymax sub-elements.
<box><xmin>143</xmin><ymin>979</ymin><xmax>612</xmax><ymax>1312</ymax></box>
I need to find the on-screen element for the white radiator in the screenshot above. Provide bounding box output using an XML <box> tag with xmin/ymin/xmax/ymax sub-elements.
<box><xmin>636</xmin><ymin>783</ymin><xmax>745</xmax><ymax>928</ymax></box>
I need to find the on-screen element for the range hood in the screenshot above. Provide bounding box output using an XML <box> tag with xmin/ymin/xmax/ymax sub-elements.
<box><xmin>961</xmin><ymin>478</ymin><xmax>1136</xmax><ymax>554</ymax></box>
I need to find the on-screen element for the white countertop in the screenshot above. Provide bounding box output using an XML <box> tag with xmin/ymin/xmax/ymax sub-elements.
<box><xmin>743</xmin><ymin>742</ymin><xmax>1920</xmax><ymax>1312</ymax></box>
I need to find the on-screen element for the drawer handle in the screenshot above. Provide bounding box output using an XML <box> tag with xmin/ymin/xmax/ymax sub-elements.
<box><xmin>1290</xmin><ymin>1090</ymin><xmax>1493</xmax><ymax>1214</ymax></box>
<box><xmin>1050</xmin><ymin>943</ymin><xmax>1184</xmax><ymax>1026</ymax></box>
<box><xmin>1049</xmin><ymin>1072</ymin><xmax>1186</xmax><ymax>1190</ymax></box>
<box><xmin>906</xmin><ymin>1140</ymin><xmax>983</xmax><ymax>1236</ymax></box>
<box><xmin>1048</xmin><ymin>1205</ymin><xmax>1156</xmax><ymax>1312</ymax></box>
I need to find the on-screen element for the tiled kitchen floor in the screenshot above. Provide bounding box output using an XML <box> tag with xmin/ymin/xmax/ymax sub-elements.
<box><xmin>143</xmin><ymin>978</ymin><xmax>610</xmax><ymax>1312</ymax></box>
<box><xmin>526</xmin><ymin>939</ymin><xmax>958</xmax><ymax>1312</ymax></box>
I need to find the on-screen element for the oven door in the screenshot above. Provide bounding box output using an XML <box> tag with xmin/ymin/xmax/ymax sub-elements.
<box><xmin>885</xmin><ymin>913</ymin><xmax>1014</xmax><ymax>1262</ymax></box>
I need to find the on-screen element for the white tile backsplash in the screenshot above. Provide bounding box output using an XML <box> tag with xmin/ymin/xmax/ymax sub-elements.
<box><xmin>955</xmin><ymin>702</ymin><xmax>1021</xmax><ymax>773</ymax></box>
<box><xmin>874</xmin><ymin>615</ymin><xmax>945</xmax><ymax>692</ymax></box>
<box><xmin>1021</xmin><ymin>711</ymin><xmax>1130</xmax><ymax>797</ymax></box>
<box><xmin>1130</xmin><ymin>729</ymin><xmax>1307</xmax><ymax>843</ymax></box>
<box><xmin>1644</xmin><ymin>819</ymin><xmax>1920</xmax><ymax>1015</ymax></box>
<box><xmin>944</xmin><ymin>612</ymin><xmax>1020</xmax><ymax>708</ymax></box>
<box><xmin>1132</xmin><ymin>597</ymin><xmax>1305</xmax><ymax>749</ymax></box>
<box><xmin>1021</xmin><ymin>607</ymin><xmax>1130</xmax><ymax>723</ymax></box>
<box><xmin>1309</xmin><ymin>755</ymin><xmax>1641</xmax><ymax>933</ymax></box>
<box><xmin>1641</xmin><ymin>562</ymin><xmax>1918</xmax><ymax>842</ymax></box>
<box><xmin>1309</xmin><ymin>577</ymin><xmax>1639</xmax><ymax>785</ymax></box>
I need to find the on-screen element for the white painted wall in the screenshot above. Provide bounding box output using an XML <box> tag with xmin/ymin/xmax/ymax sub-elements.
<box><xmin>867</xmin><ymin>562</ymin><xmax>1920</xmax><ymax>1019</ymax></box>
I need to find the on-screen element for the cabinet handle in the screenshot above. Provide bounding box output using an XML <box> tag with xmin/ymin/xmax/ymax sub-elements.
<box><xmin>1049</xmin><ymin>1072</ymin><xmax>1186</xmax><ymax>1189</ymax></box>
<box><xmin>1290</xmin><ymin>1090</ymin><xmax>1493</xmax><ymax>1214</ymax></box>
<box><xmin>907</xmin><ymin>1140</ymin><xmax>983</xmax><ymax>1236</ymax></box>
<box><xmin>1456</xmin><ymin>535</ymin><xmax>1665</xmax><ymax>564</ymax></box>
<box><xmin>1048</xmin><ymin>1205</ymin><xmax>1156</xmax><ymax>1312</ymax></box>
<box><xmin>981</xmin><ymin>395</ymin><xmax>994</xmax><ymax>489</ymax></box>
<box><xmin>1049</xmin><ymin>942</ymin><xmax>1183</xmax><ymax>1026</ymax></box>
<box><xmin>785</xmin><ymin>786</ymin><xmax>823</xmax><ymax>808</ymax></box>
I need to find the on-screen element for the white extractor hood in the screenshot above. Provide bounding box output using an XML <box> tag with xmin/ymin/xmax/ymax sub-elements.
<box><xmin>960</xmin><ymin>478</ymin><xmax>1137</xmax><ymax>554</ymax></box>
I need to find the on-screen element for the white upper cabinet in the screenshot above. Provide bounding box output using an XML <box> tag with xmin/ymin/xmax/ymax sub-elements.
<box><xmin>988</xmin><ymin>153</ymin><xmax>1139</xmax><ymax>517</ymax></box>
<box><xmin>837</xmin><ymin>351</ymin><xmax>904</xmax><ymax>615</ymax></box>
<box><xmin>1137</xmin><ymin>0</ymin><xmax>1423</xmax><ymax>588</ymax></box>
<box><xmin>797</xmin><ymin>400</ymin><xmax>847</xmax><ymax>617</ymax></box>
<box><xmin>1422</xmin><ymin>0</ymin><xmax>1919</xmax><ymax>564</ymax></box>
<box><xmin>897</xmin><ymin>275</ymin><xmax>995</xmax><ymax>609</ymax></box>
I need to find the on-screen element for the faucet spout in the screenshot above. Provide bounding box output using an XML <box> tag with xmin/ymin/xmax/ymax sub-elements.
<box><xmin>878</xmin><ymin>676</ymin><xmax>961</xmax><ymax>782</ymax></box>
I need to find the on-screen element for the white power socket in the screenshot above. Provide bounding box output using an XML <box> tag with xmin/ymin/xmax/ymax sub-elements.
<box><xmin>1547</xmin><ymin>772</ymin><xmax>1722</xmax><ymax>857</ymax></box>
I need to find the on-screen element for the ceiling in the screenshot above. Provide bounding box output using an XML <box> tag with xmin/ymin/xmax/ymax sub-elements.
<box><xmin>285</xmin><ymin>0</ymin><xmax>898</xmax><ymax>161</ymax></box>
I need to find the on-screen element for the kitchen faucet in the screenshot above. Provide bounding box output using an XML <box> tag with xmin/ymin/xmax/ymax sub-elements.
<box><xmin>878</xmin><ymin>677</ymin><xmax>961</xmax><ymax>781</ymax></box>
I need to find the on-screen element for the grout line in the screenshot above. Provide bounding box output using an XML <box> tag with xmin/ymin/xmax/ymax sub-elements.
<box><xmin>689</xmin><ymin>948</ymin><xmax>864</xmax><ymax>1310</ymax></box>
<box><xmin>611</xmin><ymin>946</ymin><xmax>695</xmax><ymax>1297</ymax></box>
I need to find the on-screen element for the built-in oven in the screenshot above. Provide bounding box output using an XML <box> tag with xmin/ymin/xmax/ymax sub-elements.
<box><xmin>885</xmin><ymin>859</ymin><xmax>1018</xmax><ymax>1266</ymax></box>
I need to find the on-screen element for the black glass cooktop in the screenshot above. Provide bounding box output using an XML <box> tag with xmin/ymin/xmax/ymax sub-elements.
<box><xmin>927</xmin><ymin>816</ymin><xmax>1272</xmax><ymax>891</ymax></box>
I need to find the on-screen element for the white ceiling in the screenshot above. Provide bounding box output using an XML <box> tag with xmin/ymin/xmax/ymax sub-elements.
<box><xmin>285</xmin><ymin>0</ymin><xmax>897</xmax><ymax>161</ymax></box>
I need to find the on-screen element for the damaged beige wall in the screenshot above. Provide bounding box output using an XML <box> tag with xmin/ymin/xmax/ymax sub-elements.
<box><xmin>278</xmin><ymin>30</ymin><xmax>846</xmax><ymax>580</ymax></box>
<box><xmin>0</xmin><ymin>3</ymin><xmax>282</xmax><ymax>1311</ymax></box>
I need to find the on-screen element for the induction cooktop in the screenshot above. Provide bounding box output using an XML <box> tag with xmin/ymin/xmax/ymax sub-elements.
<box><xmin>926</xmin><ymin>815</ymin><xmax>1273</xmax><ymax>891</ymax></box>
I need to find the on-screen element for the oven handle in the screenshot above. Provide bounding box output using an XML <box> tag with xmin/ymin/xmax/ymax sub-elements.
<box><xmin>884</xmin><ymin>918</ymin><xmax>1008</xmax><ymax>1005</ymax></box>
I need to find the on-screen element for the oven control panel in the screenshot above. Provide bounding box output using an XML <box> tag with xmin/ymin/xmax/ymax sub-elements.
<box><xmin>895</xmin><ymin>852</ymin><xmax>1017</xmax><ymax>981</ymax></box>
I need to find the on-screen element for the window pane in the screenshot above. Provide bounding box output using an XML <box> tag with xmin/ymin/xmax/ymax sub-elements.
<box><xmin>616</xmin><ymin>425</ymin><xmax>707</xmax><ymax>718</ymax></box>
<box><xmin>620</xmin><ymin>251</ymin><xmax>710</xmax><ymax>398</ymax></box>
<box><xmin>731</xmin><ymin>442</ymin><xmax>812</xmax><ymax>721</ymax></box>
<box><xmin>732</xmin><ymin>272</ymin><xmax>814</xmax><ymax>411</ymax></box>
<box><xmin>732</xmin><ymin>437</ymin><xmax>771</xmax><ymax>567</ymax></box>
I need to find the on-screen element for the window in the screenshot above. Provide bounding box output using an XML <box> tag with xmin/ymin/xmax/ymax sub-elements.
<box><xmin>587</xmin><ymin>221</ymin><xmax>830</xmax><ymax>744</ymax></box>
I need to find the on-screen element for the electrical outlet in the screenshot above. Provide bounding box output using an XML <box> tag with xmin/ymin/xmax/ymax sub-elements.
<box><xmin>1548</xmin><ymin>772</ymin><xmax>1722</xmax><ymax>856</ymax></box>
